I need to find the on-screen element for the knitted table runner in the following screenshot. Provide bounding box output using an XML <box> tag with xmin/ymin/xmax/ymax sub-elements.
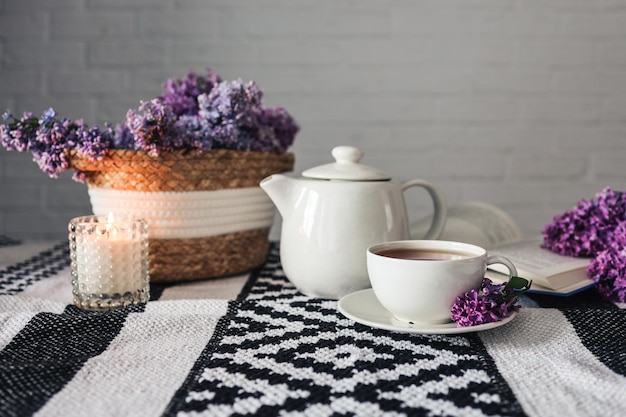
<box><xmin>1</xmin><ymin>242</ymin><xmax>625</xmax><ymax>417</ymax></box>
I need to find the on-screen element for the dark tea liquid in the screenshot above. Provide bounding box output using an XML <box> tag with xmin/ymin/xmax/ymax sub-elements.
<box><xmin>376</xmin><ymin>248</ymin><xmax>473</xmax><ymax>261</ymax></box>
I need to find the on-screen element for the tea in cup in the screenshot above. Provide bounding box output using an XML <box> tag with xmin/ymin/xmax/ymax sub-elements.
<box><xmin>367</xmin><ymin>240</ymin><xmax>518</xmax><ymax>325</ymax></box>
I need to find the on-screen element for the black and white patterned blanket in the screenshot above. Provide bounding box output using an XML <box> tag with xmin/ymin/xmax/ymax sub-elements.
<box><xmin>0</xmin><ymin>235</ymin><xmax>20</xmax><ymax>247</ymax></box>
<box><xmin>1</xmin><ymin>241</ymin><xmax>625</xmax><ymax>417</ymax></box>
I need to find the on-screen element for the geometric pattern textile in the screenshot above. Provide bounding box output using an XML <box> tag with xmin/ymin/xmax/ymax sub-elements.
<box><xmin>1</xmin><ymin>241</ymin><xmax>625</xmax><ymax>417</ymax></box>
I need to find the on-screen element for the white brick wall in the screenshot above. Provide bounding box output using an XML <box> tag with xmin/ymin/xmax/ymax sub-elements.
<box><xmin>1</xmin><ymin>0</ymin><xmax>625</xmax><ymax>241</ymax></box>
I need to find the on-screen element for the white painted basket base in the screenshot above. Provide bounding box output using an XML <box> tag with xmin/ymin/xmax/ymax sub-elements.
<box><xmin>88</xmin><ymin>187</ymin><xmax>275</xmax><ymax>239</ymax></box>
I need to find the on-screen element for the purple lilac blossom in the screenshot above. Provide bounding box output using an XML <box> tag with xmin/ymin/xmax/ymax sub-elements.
<box><xmin>160</xmin><ymin>67</ymin><xmax>221</xmax><ymax>116</ymax></box>
<box><xmin>0</xmin><ymin>109</ymin><xmax>112</xmax><ymax>177</ymax></box>
<box><xmin>201</xmin><ymin>79</ymin><xmax>264</xmax><ymax>132</ymax></box>
<box><xmin>1</xmin><ymin>68</ymin><xmax>299</xmax><ymax>178</ymax></box>
<box><xmin>197</xmin><ymin>79</ymin><xmax>299</xmax><ymax>152</ymax></box>
<box><xmin>75</xmin><ymin>122</ymin><xmax>115</xmax><ymax>161</ymax></box>
<box><xmin>0</xmin><ymin>111</ymin><xmax>38</xmax><ymax>152</ymax></box>
<box><xmin>173</xmin><ymin>115</ymin><xmax>214</xmax><ymax>151</ymax></box>
<box><xmin>124</xmin><ymin>76</ymin><xmax>298</xmax><ymax>154</ymax></box>
<box><xmin>542</xmin><ymin>187</ymin><xmax>626</xmax><ymax>257</ymax></box>
<box><xmin>587</xmin><ymin>221</ymin><xmax>626</xmax><ymax>303</ymax></box>
<box><xmin>256</xmin><ymin>107</ymin><xmax>299</xmax><ymax>153</ymax></box>
<box><xmin>451</xmin><ymin>278</ymin><xmax>521</xmax><ymax>327</ymax></box>
<box><xmin>31</xmin><ymin>117</ymin><xmax>72</xmax><ymax>177</ymax></box>
<box><xmin>112</xmin><ymin>122</ymin><xmax>136</xmax><ymax>149</ymax></box>
<box><xmin>126</xmin><ymin>99</ymin><xmax>180</xmax><ymax>156</ymax></box>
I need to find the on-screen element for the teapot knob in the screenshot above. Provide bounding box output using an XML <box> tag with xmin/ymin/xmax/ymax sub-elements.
<box><xmin>303</xmin><ymin>145</ymin><xmax>389</xmax><ymax>180</ymax></box>
<box><xmin>332</xmin><ymin>146</ymin><xmax>363</xmax><ymax>163</ymax></box>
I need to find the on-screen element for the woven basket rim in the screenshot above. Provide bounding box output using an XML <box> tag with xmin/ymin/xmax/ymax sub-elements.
<box><xmin>67</xmin><ymin>148</ymin><xmax>295</xmax><ymax>173</ymax></box>
<box><xmin>70</xmin><ymin>148</ymin><xmax>295</xmax><ymax>192</ymax></box>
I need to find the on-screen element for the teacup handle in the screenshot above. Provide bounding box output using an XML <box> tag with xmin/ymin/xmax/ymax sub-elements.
<box><xmin>486</xmin><ymin>255</ymin><xmax>518</xmax><ymax>278</ymax></box>
<box><xmin>401</xmin><ymin>179</ymin><xmax>447</xmax><ymax>240</ymax></box>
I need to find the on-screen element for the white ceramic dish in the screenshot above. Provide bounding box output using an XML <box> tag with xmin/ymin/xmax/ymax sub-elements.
<box><xmin>337</xmin><ymin>289</ymin><xmax>517</xmax><ymax>335</ymax></box>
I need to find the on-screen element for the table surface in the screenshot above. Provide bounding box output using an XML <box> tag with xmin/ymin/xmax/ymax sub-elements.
<box><xmin>1</xmin><ymin>238</ymin><xmax>625</xmax><ymax>417</ymax></box>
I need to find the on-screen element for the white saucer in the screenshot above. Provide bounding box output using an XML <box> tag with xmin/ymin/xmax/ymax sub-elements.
<box><xmin>337</xmin><ymin>289</ymin><xmax>517</xmax><ymax>335</ymax></box>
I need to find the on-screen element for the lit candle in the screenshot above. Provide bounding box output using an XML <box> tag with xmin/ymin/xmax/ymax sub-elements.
<box><xmin>69</xmin><ymin>214</ymin><xmax>149</xmax><ymax>311</ymax></box>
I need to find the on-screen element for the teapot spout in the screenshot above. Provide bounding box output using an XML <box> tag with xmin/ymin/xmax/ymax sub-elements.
<box><xmin>260</xmin><ymin>174</ymin><xmax>296</xmax><ymax>219</ymax></box>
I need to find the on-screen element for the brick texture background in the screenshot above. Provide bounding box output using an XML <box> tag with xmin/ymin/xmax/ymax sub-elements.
<box><xmin>1</xmin><ymin>0</ymin><xmax>625</xmax><ymax>241</ymax></box>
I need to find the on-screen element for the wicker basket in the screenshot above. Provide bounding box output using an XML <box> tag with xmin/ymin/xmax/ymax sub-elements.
<box><xmin>68</xmin><ymin>149</ymin><xmax>294</xmax><ymax>283</ymax></box>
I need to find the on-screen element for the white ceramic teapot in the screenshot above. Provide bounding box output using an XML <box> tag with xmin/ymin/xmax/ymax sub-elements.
<box><xmin>260</xmin><ymin>146</ymin><xmax>447</xmax><ymax>299</ymax></box>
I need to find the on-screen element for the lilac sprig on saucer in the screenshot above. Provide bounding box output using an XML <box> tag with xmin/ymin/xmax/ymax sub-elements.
<box><xmin>451</xmin><ymin>277</ymin><xmax>531</xmax><ymax>327</ymax></box>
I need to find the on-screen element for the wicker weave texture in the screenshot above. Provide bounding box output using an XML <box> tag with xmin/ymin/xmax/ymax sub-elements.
<box><xmin>69</xmin><ymin>149</ymin><xmax>295</xmax><ymax>192</ymax></box>
<box><xmin>148</xmin><ymin>229</ymin><xmax>270</xmax><ymax>282</ymax></box>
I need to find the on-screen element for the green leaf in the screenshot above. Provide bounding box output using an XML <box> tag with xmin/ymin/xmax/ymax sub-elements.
<box><xmin>503</xmin><ymin>276</ymin><xmax>532</xmax><ymax>302</ymax></box>
<box><xmin>504</xmin><ymin>276</ymin><xmax>532</xmax><ymax>291</ymax></box>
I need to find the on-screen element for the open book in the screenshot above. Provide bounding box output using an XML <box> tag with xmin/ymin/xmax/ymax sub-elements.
<box><xmin>485</xmin><ymin>239</ymin><xmax>596</xmax><ymax>296</ymax></box>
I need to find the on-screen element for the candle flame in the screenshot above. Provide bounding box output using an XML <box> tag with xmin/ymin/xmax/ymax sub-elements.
<box><xmin>105</xmin><ymin>212</ymin><xmax>118</xmax><ymax>239</ymax></box>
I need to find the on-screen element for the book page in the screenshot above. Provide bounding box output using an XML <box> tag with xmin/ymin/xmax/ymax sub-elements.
<box><xmin>485</xmin><ymin>269</ymin><xmax>596</xmax><ymax>296</ymax></box>
<box><xmin>488</xmin><ymin>239</ymin><xmax>591</xmax><ymax>278</ymax></box>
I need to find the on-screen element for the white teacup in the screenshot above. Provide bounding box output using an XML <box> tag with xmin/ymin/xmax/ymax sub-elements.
<box><xmin>367</xmin><ymin>240</ymin><xmax>518</xmax><ymax>325</ymax></box>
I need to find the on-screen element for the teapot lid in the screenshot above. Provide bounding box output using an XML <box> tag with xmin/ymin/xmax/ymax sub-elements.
<box><xmin>302</xmin><ymin>146</ymin><xmax>390</xmax><ymax>181</ymax></box>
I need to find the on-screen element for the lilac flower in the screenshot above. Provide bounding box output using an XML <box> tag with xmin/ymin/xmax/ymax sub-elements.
<box><xmin>31</xmin><ymin>116</ymin><xmax>74</xmax><ymax>176</ymax></box>
<box><xmin>75</xmin><ymin>122</ymin><xmax>115</xmax><ymax>161</ymax></box>
<box><xmin>41</xmin><ymin>108</ymin><xmax>56</xmax><ymax>124</ymax></box>
<box><xmin>542</xmin><ymin>187</ymin><xmax>626</xmax><ymax>302</ymax></box>
<box><xmin>126</xmin><ymin>99</ymin><xmax>180</xmax><ymax>156</ymax></box>
<box><xmin>160</xmin><ymin>67</ymin><xmax>221</xmax><ymax>116</ymax></box>
<box><xmin>1</xmin><ymin>111</ymin><xmax>39</xmax><ymax>152</ymax></box>
<box><xmin>173</xmin><ymin>115</ymin><xmax>214</xmax><ymax>151</ymax></box>
<box><xmin>124</xmin><ymin>76</ymin><xmax>298</xmax><ymax>154</ymax></box>
<box><xmin>587</xmin><ymin>221</ymin><xmax>626</xmax><ymax>302</ymax></box>
<box><xmin>197</xmin><ymin>79</ymin><xmax>299</xmax><ymax>152</ymax></box>
<box><xmin>451</xmin><ymin>278</ymin><xmax>528</xmax><ymax>327</ymax></box>
<box><xmin>1</xmin><ymin>68</ymin><xmax>299</xmax><ymax>178</ymax></box>
<box><xmin>112</xmin><ymin>122</ymin><xmax>136</xmax><ymax>149</ymax></box>
<box><xmin>542</xmin><ymin>188</ymin><xmax>626</xmax><ymax>257</ymax></box>
<box><xmin>201</xmin><ymin>79</ymin><xmax>263</xmax><ymax>126</ymax></box>
<box><xmin>255</xmin><ymin>107</ymin><xmax>299</xmax><ymax>153</ymax></box>
<box><xmin>0</xmin><ymin>108</ymin><xmax>112</xmax><ymax>177</ymax></box>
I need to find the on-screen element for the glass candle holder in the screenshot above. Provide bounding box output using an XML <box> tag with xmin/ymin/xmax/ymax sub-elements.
<box><xmin>69</xmin><ymin>215</ymin><xmax>149</xmax><ymax>311</ymax></box>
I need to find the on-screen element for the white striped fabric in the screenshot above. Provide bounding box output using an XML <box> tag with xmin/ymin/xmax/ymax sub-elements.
<box><xmin>0</xmin><ymin>297</ymin><xmax>66</xmax><ymax>351</ymax></box>
<box><xmin>480</xmin><ymin>308</ymin><xmax>626</xmax><ymax>417</ymax></box>
<box><xmin>34</xmin><ymin>299</ymin><xmax>228</xmax><ymax>417</ymax></box>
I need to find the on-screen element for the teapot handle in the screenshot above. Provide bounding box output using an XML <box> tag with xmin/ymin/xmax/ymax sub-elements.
<box><xmin>401</xmin><ymin>179</ymin><xmax>447</xmax><ymax>240</ymax></box>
